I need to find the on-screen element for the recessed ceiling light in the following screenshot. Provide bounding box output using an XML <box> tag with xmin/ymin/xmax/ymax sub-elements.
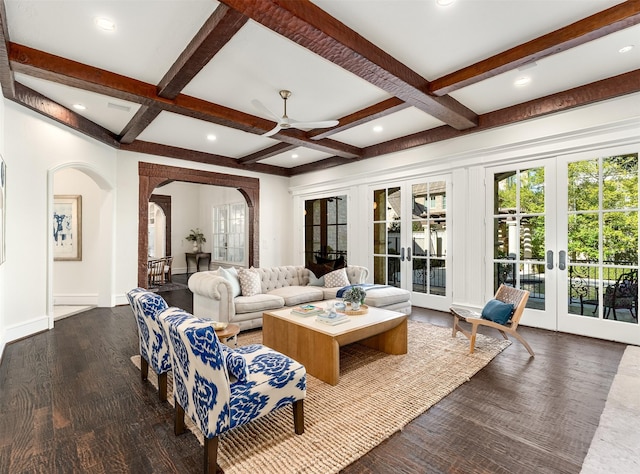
<box><xmin>373</xmin><ymin>125</ymin><xmax>384</xmax><ymax>133</ymax></box>
<box><xmin>72</xmin><ymin>103</ymin><xmax>86</xmax><ymax>111</ymax></box>
<box><xmin>206</xmin><ymin>134</ymin><xmax>217</xmax><ymax>141</ymax></box>
<box><xmin>292</xmin><ymin>154</ymin><xmax>299</xmax><ymax>159</ymax></box>
<box><xmin>514</xmin><ymin>76</ymin><xmax>531</xmax><ymax>87</ymax></box>
<box><xmin>436</xmin><ymin>0</ymin><xmax>455</xmax><ymax>6</ymax></box>
<box><xmin>619</xmin><ymin>45</ymin><xmax>634</xmax><ymax>54</ymax></box>
<box><xmin>94</xmin><ymin>17</ymin><xmax>116</xmax><ymax>32</ymax></box>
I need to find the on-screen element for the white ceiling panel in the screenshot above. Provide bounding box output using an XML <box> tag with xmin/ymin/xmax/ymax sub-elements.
<box><xmin>260</xmin><ymin>146</ymin><xmax>334</xmax><ymax>168</ymax></box>
<box><xmin>6</xmin><ymin>0</ymin><xmax>218</xmax><ymax>85</ymax></box>
<box><xmin>15</xmin><ymin>73</ymin><xmax>141</xmax><ymax>134</ymax></box>
<box><xmin>137</xmin><ymin>111</ymin><xmax>277</xmax><ymax>158</ymax></box>
<box><xmin>331</xmin><ymin>107</ymin><xmax>445</xmax><ymax>148</ymax></box>
<box><xmin>182</xmin><ymin>20</ymin><xmax>391</xmax><ymax>121</ymax></box>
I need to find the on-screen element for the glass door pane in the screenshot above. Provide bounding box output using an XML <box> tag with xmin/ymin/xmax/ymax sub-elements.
<box><xmin>411</xmin><ymin>181</ymin><xmax>447</xmax><ymax>296</ymax></box>
<box><xmin>373</xmin><ymin>187</ymin><xmax>401</xmax><ymax>287</ymax></box>
<box><xmin>493</xmin><ymin>167</ymin><xmax>546</xmax><ymax>310</ymax></box>
<box><xmin>566</xmin><ymin>154</ymin><xmax>638</xmax><ymax>324</ymax></box>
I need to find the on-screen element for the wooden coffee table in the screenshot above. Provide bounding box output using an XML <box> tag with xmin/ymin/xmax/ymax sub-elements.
<box><xmin>263</xmin><ymin>302</ymin><xmax>407</xmax><ymax>385</ymax></box>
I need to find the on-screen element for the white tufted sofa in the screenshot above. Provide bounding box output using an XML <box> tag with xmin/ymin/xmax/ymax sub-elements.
<box><xmin>188</xmin><ymin>265</ymin><xmax>412</xmax><ymax>330</ymax></box>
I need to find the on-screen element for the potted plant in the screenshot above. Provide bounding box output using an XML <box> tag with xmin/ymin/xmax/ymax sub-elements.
<box><xmin>186</xmin><ymin>228</ymin><xmax>206</xmax><ymax>252</ymax></box>
<box><xmin>342</xmin><ymin>286</ymin><xmax>367</xmax><ymax>310</ymax></box>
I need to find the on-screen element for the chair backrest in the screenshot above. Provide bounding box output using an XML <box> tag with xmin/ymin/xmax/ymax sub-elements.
<box><xmin>148</xmin><ymin>258</ymin><xmax>165</xmax><ymax>284</ymax></box>
<box><xmin>158</xmin><ymin>307</ymin><xmax>232</xmax><ymax>439</ymax></box>
<box><xmin>605</xmin><ymin>270</ymin><xmax>638</xmax><ymax>307</ymax></box>
<box><xmin>163</xmin><ymin>256</ymin><xmax>173</xmax><ymax>270</ymax></box>
<box><xmin>126</xmin><ymin>288</ymin><xmax>171</xmax><ymax>374</ymax></box>
<box><xmin>495</xmin><ymin>285</ymin><xmax>530</xmax><ymax>328</ymax></box>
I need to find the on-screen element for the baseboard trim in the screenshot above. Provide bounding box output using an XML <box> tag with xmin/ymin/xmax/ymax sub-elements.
<box><xmin>5</xmin><ymin>315</ymin><xmax>49</xmax><ymax>344</ymax></box>
<box><xmin>53</xmin><ymin>293</ymin><xmax>99</xmax><ymax>306</ymax></box>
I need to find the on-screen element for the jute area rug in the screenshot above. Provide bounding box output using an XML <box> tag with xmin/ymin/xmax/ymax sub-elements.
<box><xmin>580</xmin><ymin>344</ymin><xmax>640</xmax><ymax>473</ymax></box>
<box><xmin>131</xmin><ymin>321</ymin><xmax>510</xmax><ymax>473</ymax></box>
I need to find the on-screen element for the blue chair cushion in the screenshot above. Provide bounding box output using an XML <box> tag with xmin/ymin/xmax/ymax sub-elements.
<box><xmin>481</xmin><ymin>299</ymin><xmax>514</xmax><ymax>325</ymax></box>
<box><xmin>219</xmin><ymin>343</ymin><xmax>249</xmax><ymax>382</ymax></box>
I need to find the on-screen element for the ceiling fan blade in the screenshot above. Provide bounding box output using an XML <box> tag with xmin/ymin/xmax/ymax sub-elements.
<box><xmin>262</xmin><ymin>124</ymin><xmax>282</xmax><ymax>137</ymax></box>
<box><xmin>251</xmin><ymin>99</ymin><xmax>281</xmax><ymax>122</ymax></box>
<box><xmin>291</xmin><ymin>120</ymin><xmax>339</xmax><ymax>131</ymax></box>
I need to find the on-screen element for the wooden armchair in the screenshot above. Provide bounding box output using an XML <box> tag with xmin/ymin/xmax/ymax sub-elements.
<box><xmin>147</xmin><ymin>258</ymin><xmax>165</xmax><ymax>286</ymax></box>
<box><xmin>451</xmin><ymin>285</ymin><xmax>533</xmax><ymax>357</ymax></box>
<box><xmin>162</xmin><ymin>256</ymin><xmax>173</xmax><ymax>283</ymax></box>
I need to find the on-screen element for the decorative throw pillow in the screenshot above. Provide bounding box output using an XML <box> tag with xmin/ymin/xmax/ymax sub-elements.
<box><xmin>324</xmin><ymin>268</ymin><xmax>350</xmax><ymax>288</ymax></box>
<box><xmin>237</xmin><ymin>268</ymin><xmax>262</xmax><ymax>296</ymax></box>
<box><xmin>218</xmin><ymin>266</ymin><xmax>241</xmax><ymax>297</ymax></box>
<box><xmin>308</xmin><ymin>271</ymin><xmax>325</xmax><ymax>287</ymax></box>
<box><xmin>481</xmin><ymin>299</ymin><xmax>515</xmax><ymax>325</ymax></box>
<box><xmin>218</xmin><ymin>342</ymin><xmax>249</xmax><ymax>382</ymax></box>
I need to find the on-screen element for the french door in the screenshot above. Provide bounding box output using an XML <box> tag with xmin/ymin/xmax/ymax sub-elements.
<box><xmin>488</xmin><ymin>148</ymin><xmax>639</xmax><ymax>344</ymax></box>
<box><xmin>372</xmin><ymin>176</ymin><xmax>452</xmax><ymax>311</ymax></box>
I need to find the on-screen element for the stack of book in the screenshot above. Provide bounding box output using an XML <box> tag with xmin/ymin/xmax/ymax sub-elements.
<box><xmin>316</xmin><ymin>311</ymin><xmax>349</xmax><ymax>326</ymax></box>
<box><xmin>291</xmin><ymin>304</ymin><xmax>324</xmax><ymax>316</ymax></box>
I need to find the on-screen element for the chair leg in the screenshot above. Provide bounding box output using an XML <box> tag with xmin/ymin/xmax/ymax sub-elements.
<box><xmin>140</xmin><ymin>356</ymin><xmax>149</xmax><ymax>381</ymax></box>
<box><xmin>204</xmin><ymin>436</ymin><xmax>219</xmax><ymax>474</ymax></box>
<box><xmin>469</xmin><ymin>322</ymin><xmax>478</xmax><ymax>354</ymax></box>
<box><xmin>508</xmin><ymin>330</ymin><xmax>535</xmax><ymax>357</ymax></box>
<box><xmin>451</xmin><ymin>315</ymin><xmax>459</xmax><ymax>338</ymax></box>
<box><xmin>293</xmin><ymin>400</ymin><xmax>305</xmax><ymax>435</ymax></box>
<box><xmin>175</xmin><ymin>399</ymin><xmax>186</xmax><ymax>435</ymax></box>
<box><xmin>158</xmin><ymin>372</ymin><xmax>168</xmax><ymax>402</ymax></box>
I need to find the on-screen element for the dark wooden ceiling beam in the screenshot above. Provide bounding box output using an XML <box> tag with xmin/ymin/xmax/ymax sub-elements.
<box><xmin>121</xmin><ymin>140</ymin><xmax>290</xmax><ymax>177</ymax></box>
<box><xmin>362</xmin><ymin>69</ymin><xmax>640</xmax><ymax>160</ymax></box>
<box><xmin>157</xmin><ymin>4</ymin><xmax>248</xmax><ymax>99</ymax></box>
<box><xmin>239</xmin><ymin>143</ymin><xmax>297</xmax><ymax>165</ymax></box>
<box><xmin>430</xmin><ymin>0</ymin><xmax>640</xmax><ymax>96</ymax></box>
<box><xmin>222</xmin><ymin>0</ymin><xmax>478</xmax><ymax>130</ymax></box>
<box><xmin>0</xmin><ymin>0</ymin><xmax>15</xmax><ymax>99</ymax></box>
<box><xmin>9</xmin><ymin>43</ymin><xmax>361</xmax><ymax>158</ymax></box>
<box><xmin>118</xmin><ymin>105</ymin><xmax>161</xmax><ymax>144</ymax></box>
<box><xmin>287</xmin><ymin>156</ymin><xmax>354</xmax><ymax>175</ymax></box>
<box><xmin>307</xmin><ymin>97</ymin><xmax>410</xmax><ymax>140</ymax></box>
<box><xmin>11</xmin><ymin>83</ymin><xmax>120</xmax><ymax>148</ymax></box>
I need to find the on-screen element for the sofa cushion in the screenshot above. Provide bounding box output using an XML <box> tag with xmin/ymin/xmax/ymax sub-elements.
<box><xmin>268</xmin><ymin>286</ymin><xmax>324</xmax><ymax>307</ymax></box>
<box><xmin>308</xmin><ymin>271</ymin><xmax>325</xmax><ymax>286</ymax></box>
<box><xmin>325</xmin><ymin>268</ymin><xmax>350</xmax><ymax>288</ymax></box>
<box><xmin>235</xmin><ymin>294</ymin><xmax>284</xmax><ymax>314</ymax></box>
<box><xmin>218</xmin><ymin>266</ymin><xmax>241</xmax><ymax>297</ymax></box>
<box><xmin>363</xmin><ymin>287</ymin><xmax>411</xmax><ymax>307</ymax></box>
<box><xmin>238</xmin><ymin>268</ymin><xmax>262</xmax><ymax>296</ymax></box>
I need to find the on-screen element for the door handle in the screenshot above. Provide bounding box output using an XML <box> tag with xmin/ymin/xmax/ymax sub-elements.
<box><xmin>559</xmin><ymin>250</ymin><xmax>566</xmax><ymax>270</ymax></box>
<box><xmin>546</xmin><ymin>250</ymin><xmax>554</xmax><ymax>270</ymax></box>
<box><xmin>400</xmin><ymin>247</ymin><xmax>405</xmax><ymax>262</ymax></box>
<box><xmin>407</xmin><ymin>247</ymin><xmax>412</xmax><ymax>262</ymax></box>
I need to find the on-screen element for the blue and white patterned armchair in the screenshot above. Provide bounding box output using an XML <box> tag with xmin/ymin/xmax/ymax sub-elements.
<box><xmin>126</xmin><ymin>288</ymin><xmax>171</xmax><ymax>401</ymax></box>
<box><xmin>158</xmin><ymin>307</ymin><xmax>306</xmax><ymax>474</ymax></box>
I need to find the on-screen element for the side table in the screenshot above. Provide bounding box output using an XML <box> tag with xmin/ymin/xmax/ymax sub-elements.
<box><xmin>185</xmin><ymin>252</ymin><xmax>212</xmax><ymax>274</ymax></box>
<box><xmin>215</xmin><ymin>323</ymin><xmax>240</xmax><ymax>347</ymax></box>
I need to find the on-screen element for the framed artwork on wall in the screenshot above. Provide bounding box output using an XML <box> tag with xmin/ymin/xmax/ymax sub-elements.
<box><xmin>53</xmin><ymin>195</ymin><xmax>82</xmax><ymax>261</ymax></box>
<box><xmin>0</xmin><ymin>154</ymin><xmax>5</xmax><ymax>265</ymax></box>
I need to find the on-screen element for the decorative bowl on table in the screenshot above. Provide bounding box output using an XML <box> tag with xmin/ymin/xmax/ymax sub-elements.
<box><xmin>212</xmin><ymin>321</ymin><xmax>228</xmax><ymax>330</ymax></box>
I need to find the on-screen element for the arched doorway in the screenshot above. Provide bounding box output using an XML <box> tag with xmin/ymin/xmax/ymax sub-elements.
<box><xmin>47</xmin><ymin>162</ymin><xmax>115</xmax><ymax>328</ymax></box>
<box><xmin>137</xmin><ymin>163</ymin><xmax>260</xmax><ymax>288</ymax></box>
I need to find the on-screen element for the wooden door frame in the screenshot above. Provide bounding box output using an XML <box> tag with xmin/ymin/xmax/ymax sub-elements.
<box><xmin>138</xmin><ymin>162</ymin><xmax>260</xmax><ymax>288</ymax></box>
<box><xmin>149</xmin><ymin>194</ymin><xmax>172</xmax><ymax>257</ymax></box>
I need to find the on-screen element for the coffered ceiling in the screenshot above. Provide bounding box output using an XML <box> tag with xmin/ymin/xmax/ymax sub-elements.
<box><xmin>1</xmin><ymin>0</ymin><xmax>639</xmax><ymax>177</ymax></box>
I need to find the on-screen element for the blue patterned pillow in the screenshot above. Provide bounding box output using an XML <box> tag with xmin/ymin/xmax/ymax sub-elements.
<box><xmin>218</xmin><ymin>343</ymin><xmax>249</xmax><ymax>382</ymax></box>
<box><xmin>481</xmin><ymin>299</ymin><xmax>514</xmax><ymax>325</ymax></box>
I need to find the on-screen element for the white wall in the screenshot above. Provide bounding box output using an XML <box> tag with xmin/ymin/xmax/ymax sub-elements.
<box><xmin>3</xmin><ymin>102</ymin><xmax>117</xmax><ymax>344</ymax></box>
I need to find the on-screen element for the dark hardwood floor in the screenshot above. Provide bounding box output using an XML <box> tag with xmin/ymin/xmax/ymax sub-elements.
<box><xmin>0</xmin><ymin>275</ymin><xmax>626</xmax><ymax>473</ymax></box>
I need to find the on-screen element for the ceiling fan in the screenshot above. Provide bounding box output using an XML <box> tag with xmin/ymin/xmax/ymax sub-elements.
<box><xmin>252</xmin><ymin>90</ymin><xmax>339</xmax><ymax>137</ymax></box>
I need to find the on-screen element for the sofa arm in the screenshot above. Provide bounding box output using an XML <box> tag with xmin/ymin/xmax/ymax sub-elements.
<box><xmin>346</xmin><ymin>265</ymin><xmax>369</xmax><ymax>284</ymax></box>
<box><xmin>188</xmin><ymin>272</ymin><xmax>236</xmax><ymax>323</ymax></box>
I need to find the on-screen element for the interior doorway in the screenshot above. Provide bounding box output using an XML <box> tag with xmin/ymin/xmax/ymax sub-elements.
<box><xmin>137</xmin><ymin>163</ymin><xmax>260</xmax><ymax>288</ymax></box>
